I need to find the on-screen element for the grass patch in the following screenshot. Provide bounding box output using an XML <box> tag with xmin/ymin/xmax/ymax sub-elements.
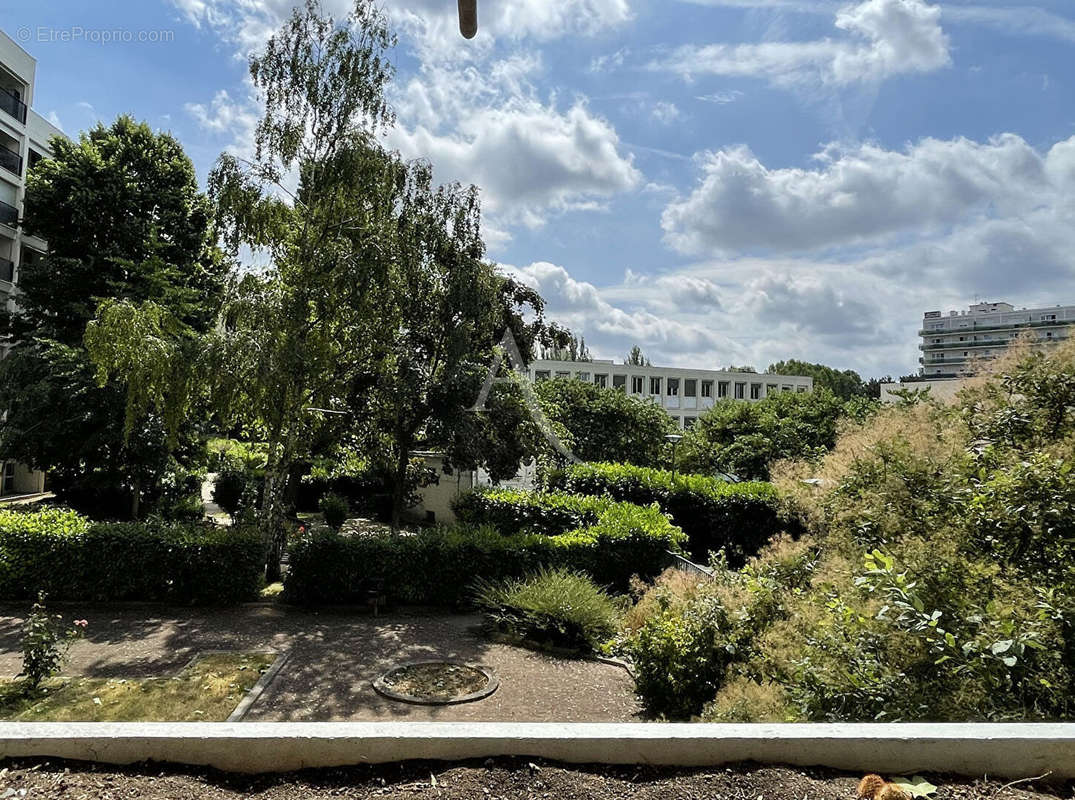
<box><xmin>0</xmin><ymin>652</ymin><xmax>275</xmax><ymax>721</ymax></box>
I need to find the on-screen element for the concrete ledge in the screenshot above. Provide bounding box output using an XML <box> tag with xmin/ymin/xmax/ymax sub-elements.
<box><xmin>0</xmin><ymin>723</ymin><xmax>1073</xmax><ymax>777</ymax></box>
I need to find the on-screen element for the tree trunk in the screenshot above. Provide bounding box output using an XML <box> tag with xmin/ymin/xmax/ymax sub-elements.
<box><xmin>130</xmin><ymin>478</ymin><xmax>141</xmax><ymax>520</ymax></box>
<box><xmin>390</xmin><ymin>443</ymin><xmax>409</xmax><ymax>533</ymax></box>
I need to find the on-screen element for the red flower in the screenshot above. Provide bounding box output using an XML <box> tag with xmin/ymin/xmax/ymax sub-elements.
<box><xmin>74</xmin><ymin>619</ymin><xmax>89</xmax><ymax>628</ymax></box>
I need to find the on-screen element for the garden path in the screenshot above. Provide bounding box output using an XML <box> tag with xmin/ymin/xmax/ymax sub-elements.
<box><xmin>0</xmin><ymin>605</ymin><xmax>640</xmax><ymax>722</ymax></box>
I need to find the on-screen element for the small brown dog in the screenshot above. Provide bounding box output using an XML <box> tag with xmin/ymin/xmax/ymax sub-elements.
<box><xmin>858</xmin><ymin>775</ymin><xmax>911</xmax><ymax>800</ymax></box>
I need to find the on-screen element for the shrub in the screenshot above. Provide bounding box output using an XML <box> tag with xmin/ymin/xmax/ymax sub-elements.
<box><xmin>211</xmin><ymin>463</ymin><xmax>250</xmax><ymax>517</ymax></box>
<box><xmin>453</xmin><ymin>488</ymin><xmax>608</xmax><ymax>537</ymax></box>
<box><xmin>319</xmin><ymin>492</ymin><xmax>349</xmax><ymax>530</ymax></box>
<box><xmin>548</xmin><ymin>462</ymin><xmax>787</xmax><ymax>563</ymax></box>
<box><xmin>0</xmin><ymin>509</ymin><xmax>263</xmax><ymax>604</ymax></box>
<box><xmin>474</xmin><ymin>568</ymin><xmax>622</xmax><ymax>653</ymax></box>
<box><xmin>283</xmin><ymin>510</ymin><xmax>684</xmax><ymax>607</ymax></box>
<box><xmin>19</xmin><ymin>593</ymin><xmax>87</xmax><ymax>692</ymax></box>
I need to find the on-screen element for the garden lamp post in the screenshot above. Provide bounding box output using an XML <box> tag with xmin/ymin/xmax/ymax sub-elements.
<box><xmin>458</xmin><ymin>0</ymin><xmax>478</xmax><ymax>38</ymax></box>
<box><xmin>665</xmin><ymin>433</ymin><xmax>683</xmax><ymax>483</ymax></box>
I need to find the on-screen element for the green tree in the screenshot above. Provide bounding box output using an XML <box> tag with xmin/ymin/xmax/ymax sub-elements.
<box><xmin>766</xmin><ymin>359</ymin><xmax>867</xmax><ymax>400</ymax></box>
<box><xmin>0</xmin><ymin>116</ymin><xmax>226</xmax><ymax>518</ymax></box>
<box><xmin>86</xmin><ymin>0</ymin><xmax>399</xmax><ymax>578</ymax></box>
<box><xmin>625</xmin><ymin>345</ymin><xmax>651</xmax><ymax>366</ymax></box>
<box><xmin>678</xmin><ymin>389</ymin><xmax>849</xmax><ymax>480</ymax></box>
<box><xmin>535</xmin><ymin>379</ymin><xmax>675</xmax><ymax>467</ymax></box>
<box><xmin>352</xmin><ymin>163</ymin><xmax>558</xmax><ymax>528</ymax></box>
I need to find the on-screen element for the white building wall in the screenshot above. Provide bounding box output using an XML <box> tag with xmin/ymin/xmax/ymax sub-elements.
<box><xmin>0</xmin><ymin>28</ymin><xmax>60</xmax><ymax>496</ymax></box>
<box><xmin>529</xmin><ymin>360</ymin><xmax>814</xmax><ymax>429</ymax></box>
<box><xmin>919</xmin><ymin>301</ymin><xmax>1075</xmax><ymax>378</ymax></box>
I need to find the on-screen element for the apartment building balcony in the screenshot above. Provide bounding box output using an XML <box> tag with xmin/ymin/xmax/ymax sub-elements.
<box><xmin>0</xmin><ymin>88</ymin><xmax>27</xmax><ymax>125</ymax></box>
<box><xmin>0</xmin><ymin>200</ymin><xmax>17</xmax><ymax>228</ymax></box>
<box><xmin>0</xmin><ymin>143</ymin><xmax>22</xmax><ymax>177</ymax></box>
<box><xmin>918</xmin><ymin>319</ymin><xmax>1072</xmax><ymax>336</ymax></box>
<box><xmin>920</xmin><ymin>340</ymin><xmax>1011</xmax><ymax>351</ymax></box>
<box><xmin>0</xmin><ymin>255</ymin><xmax>13</xmax><ymax>283</ymax></box>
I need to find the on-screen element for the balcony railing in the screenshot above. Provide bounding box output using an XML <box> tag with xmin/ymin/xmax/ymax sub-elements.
<box><xmin>0</xmin><ymin>200</ymin><xmax>17</xmax><ymax>228</ymax></box>
<box><xmin>0</xmin><ymin>89</ymin><xmax>27</xmax><ymax>125</ymax></box>
<box><xmin>0</xmin><ymin>256</ymin><xmax>13</xmax><ymax>283</ymax></box>
<box><xmin>0</xmin><ymin>145</ymin><xmax>22</xmax><ymax>177</ymax></box>
<box><xmin>919</xmin><ymin>319</ymin><xmax>1072</xmax><ymax>336</ymax></box>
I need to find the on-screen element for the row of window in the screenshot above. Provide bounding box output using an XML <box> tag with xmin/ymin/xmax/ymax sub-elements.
<box><xmin>533</xmin><ymin>371</ymin><xmax>808</xmax><ymax>398</ymax></box>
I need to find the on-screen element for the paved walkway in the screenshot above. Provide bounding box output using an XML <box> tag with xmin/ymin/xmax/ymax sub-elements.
<box><xmin>0</xmin><ymin>605</ymin><xmax>640</xmax><ymax>722</ymax></box>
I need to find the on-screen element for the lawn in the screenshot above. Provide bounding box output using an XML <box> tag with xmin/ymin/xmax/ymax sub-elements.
<box><xmin>0</xmin><ymin>652</ymin><xmax>275</xmax><ymax>721</ymax></box>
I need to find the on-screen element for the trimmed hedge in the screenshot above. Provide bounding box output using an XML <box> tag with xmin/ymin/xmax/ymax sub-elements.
<box><xmin>284</xmin><ymin>503</ymin><xmax>686</xmax><ymax>607</ymax></box>
<box><xmin>547</xmin><ymin>462</ymin><xmax>788</xmax><ymax>563</ymax></box>
<box><xmin>0</xmin><ymin>508</ymin><xmax>263</xmax><ymax>604</ymax></box>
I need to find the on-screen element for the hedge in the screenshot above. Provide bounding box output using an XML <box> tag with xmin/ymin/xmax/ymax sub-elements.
<box><xmin>284</xmin><ymin>505</ymin><xmax>686</xmax><ymax>607</ymax></box>
<box><xmin>0</xmin><ymin>508</ymin><xmax>263</xmax><ymax>604</ymax></box>
<box><xmin>546</xmin><ymin>462</ymin><xmax>788</xmax><ymax>563</ymax></box>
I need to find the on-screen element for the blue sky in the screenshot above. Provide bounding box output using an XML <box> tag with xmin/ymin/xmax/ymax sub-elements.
<box><xmin>7</xmin><ymin>0</ymin><xmax>1075</xmax><ymax>377</ymax></box>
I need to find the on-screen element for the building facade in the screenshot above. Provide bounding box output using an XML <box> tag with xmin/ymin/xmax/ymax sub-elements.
<box><xmin>1</xmin><ymin>29</ymin><xmax>63</xmax><ymax>495</ymax></box>
<box><xmin>528</xmin><ymin>359</ymin><xmax>813</xmax><ymax>429</ymax></box>
<box><xmin>919</xmin><ymin>301</ymin><xmax>1075</xmax><ymax>378</ymax></box>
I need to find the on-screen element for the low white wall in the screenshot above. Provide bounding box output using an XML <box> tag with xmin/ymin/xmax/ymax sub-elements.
<box><xmin>0</xmin><ymin>722</ymin><xmax>1073</xmax><ymax>778</ymax></box>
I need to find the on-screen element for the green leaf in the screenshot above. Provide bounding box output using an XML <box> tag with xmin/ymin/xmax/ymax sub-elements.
<box><xmin>892</xmin><ymin>776</ymin><xmax>938</xmax><ymax>798</ymax></box>
<box><xmin>991</xmin><ymin>639</ymin><xmax>1013</xmax><ymax>655</ymax></box>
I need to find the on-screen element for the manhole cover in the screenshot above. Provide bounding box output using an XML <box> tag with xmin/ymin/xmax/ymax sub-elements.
<box><xmin>373</xmin><ymin>660</ymin><xmax>499</xmax><ymax>705</ymax></box>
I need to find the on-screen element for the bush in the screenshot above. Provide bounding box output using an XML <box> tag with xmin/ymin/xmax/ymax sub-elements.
<box><xmin>211</xmin><ymin>463</ymin><xmax>251</xmax><ymax>517</ymax></box>
<box><xmin>474</xmin><ymin>568</ymin><xmax>622</xmax><ymax>653</ymax></box>
<box><xmin>19</xmin><ymin>593</ymin><xmax>87</xmax><ymax>692</ymax></box>
<box><xmin>548</xmin><ymin>462</ymin><xmax>787</xmax><ymax>563</ymax></box>
<box><xmin>0</xmin><ymin>508</ymin><xmax>263</xmax><ymax>604</ymax></box>
<box><xmin>284</xmin><ymin>508</ymin><xmax>684</xmax><ymax>607</ymax></box>
<box><xmin>319</xmin><ymin>492</ymin><xmax>349</xmax><ymax>530</ymax></box>
<box><xmin>453</xmin><ymin>488</ymin><xmax>609</xmax><ymax>537</ymax></box>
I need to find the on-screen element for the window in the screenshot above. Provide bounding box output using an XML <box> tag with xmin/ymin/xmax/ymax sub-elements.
<box><xmin>631</xmin><ymin>376</ymin><xmax>644</xmax><ymax>394</ymax></box>
<box><xmin>684</xmin><ymin>379</ymin><xmax>697</xmax><ymax>397</ymax></box>
<box><xmin>27</xmin><ymin>149</ymin><xmax>44</xmax><ymax>171</ymax></box>
<box><xmin>767</xmin><ymin>384</ymin><xmax>778</xmax><ymax>395</ymax></box>
<box><xmin>650</xmin><ymin>376</ymin><xmax>662</xmax><ymax>395</ymax></box>
<box><xmin>576</xmin><ymin>372</ymin><xmax>590</xmax><ymax>382</ymax></box>
<box><xmin>555</xmin><ymin>371</ymin><xmax>570</xmax><ymax>379</ymax></box>
<box><xmin>594</xmin><ymin>373</ymin><xmax>608</xmax><ymax>388</ymax></box>
<box><xmin>718</xmin><ymin>381</ymin><xmax>729</xmax><ymax>398</ymax></box>
<box><xmin>750</xmin><ymin>383</ymin><xmax>761</xmax><ymax>400</ymax></box>
<box><xmin>684</xmin><ymin>417</ymin><xmax>696</xmax><ymax>429</ymax></box>
<box><xmin>613</xmin><ymin>374</ymin><xmax>627</xmax><ymax>391</ymax></box>
<box><xmin>734</xmin><ymin>382</ymin><xmax>745</xmax><ymax>399</ymax></box>
<box><xmin>701</xmin><ymin>380</ymin><xmax>713</xmax><ymax>398</ymax></box>
<box><xmin>782</xmin><ymin>385</ymin><xmax>792</xmax><ymax>392</ymax></box>
<box><xmin>667</xmin><ymin>378</ymin><xmax>679</xmax><ymax>396</ymax></box>
<box><xmin>797</xmin><ymin>386</ymin><xmax>807</xmax><ymax>393</ymax></box>
<box><xmin>534</xmin><ymin>370</ymin><xmax>550</xmax><ymax>382</ymax></box>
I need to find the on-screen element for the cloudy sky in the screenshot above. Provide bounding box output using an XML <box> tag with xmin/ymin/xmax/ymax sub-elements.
<box><xmin>8</xmin><ymin>0</ymin><xmax>1075</xmax><ymax>377</ymax></box>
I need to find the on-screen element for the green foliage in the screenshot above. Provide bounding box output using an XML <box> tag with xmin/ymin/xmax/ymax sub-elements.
<box><xmin>284</xmin><ymin>506</ymin><xmax>682</xmax><ymax>607</ymax></box>
<box><xmin>623</xmin><ymin>343</ymin><xmax>1075</xmax><ymax>723</ymax></box>
<box><xmin>0</xmin><ymin>509</ymin><xmax>262</xmax><ymax>604</ymax></box>
<box><xmin>474</xmin><ymin>568</ymin><xmax>622</xmax><ymax>653</ymax></box>
<box><xmin>766</xmin><ymin>360</ymin><xmax>868</xmax><ymax>400</ymax></box>
<box><xmin>534</xmin><ymin>379</ymin><xmax>676</xmax><ymax>468</ymax></box>
<box><xmin>678</xmin><ymin>388</ymin><xmax>863</xmax><ymax>480</ymax></box>
<box><xmin>0</xmin><ymin>116</ymin><xmax>224</xmax><ymax>520</ymax></box>
<box><xmin>549</xmin><ymin>462</ymin><xmax>787</xmax><ymax>564</ymax></box>
<box><xmin>319</xmin><ymin>492</ymin><xmax>350</xmax><ymax>530</ymax></box>
<box><xmin>211</xmin><ymin>463</ymin><xmax>256</xmax><ymax>517</ymax></box>
<box><xmin>18</xmin><ymin>594</ymin><xmax>87</xmax><ymax>692</ymax></box>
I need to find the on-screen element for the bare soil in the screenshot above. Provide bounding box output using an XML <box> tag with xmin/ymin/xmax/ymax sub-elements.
<box><xmin>0</xmin><ymin>758</ymin><xmax>1069</xmax><ymax>800</ymax></box>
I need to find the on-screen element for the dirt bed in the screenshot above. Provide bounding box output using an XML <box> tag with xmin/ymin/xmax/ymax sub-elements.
<box><xmin>0</xmin><ymin>758</ymin><xmax>1069</xmax><ymax>800</ymax></box>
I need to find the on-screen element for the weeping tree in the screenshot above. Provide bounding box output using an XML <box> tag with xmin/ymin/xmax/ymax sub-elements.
<box><xmin>86</xmin><ymin>0</ymin><xmax>400</xmax><ymax>580</ymax></box>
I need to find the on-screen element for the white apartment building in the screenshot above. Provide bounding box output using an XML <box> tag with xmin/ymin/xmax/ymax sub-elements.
<box><xmin>529</xmin><ymin>359</ymin><xmax>814</xmax><ymax>429</ymax></box>
<box><xmin>919</xmin><ymin>301</ymin><xmax>1075</xmax><ymax>378</ymax></box>
<box><xmin>0</xmin><ymin>29</ymin><xmax>63</xmax><ymax>496</ymax></box>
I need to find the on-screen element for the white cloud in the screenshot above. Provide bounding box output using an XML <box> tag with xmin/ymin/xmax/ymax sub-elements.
<box><xmin>184</xmin><ymin>89</ymin><xmax>258</xmax><ymax>139</ymax></box>
<box><xmin>654</xmin><ymin>0</ymin><xmax>950</xmax><ymax>87</ymax></box>
<box><xmin>696</xmin><ymin>90</ymin><xmax>745</xmax><ymax>104</ymax></box>
<box><xmin>662</xmin><ymin>133</ymin><xmax>1070</xmax><ymax>255</ymax></box>
<box><xmin>388</xmin><ymin>100</ymin><xmax>641</xmax><ymax>232</ymax></box>
<box><xmin>651</xmin><ymin>101</ymin><xmax>684</xmax><ymax>125</ymax></box>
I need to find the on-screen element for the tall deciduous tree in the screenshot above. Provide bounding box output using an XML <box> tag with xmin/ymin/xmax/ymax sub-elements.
<box><xmin>0</xmin><ymin>116</ymin><xmax>226</xmax><ymax>518</ymax></box>
<box><xmin>766</xmin><ymin>359</ymin><xmax>868</xmax><ymax>400</ymax></box>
